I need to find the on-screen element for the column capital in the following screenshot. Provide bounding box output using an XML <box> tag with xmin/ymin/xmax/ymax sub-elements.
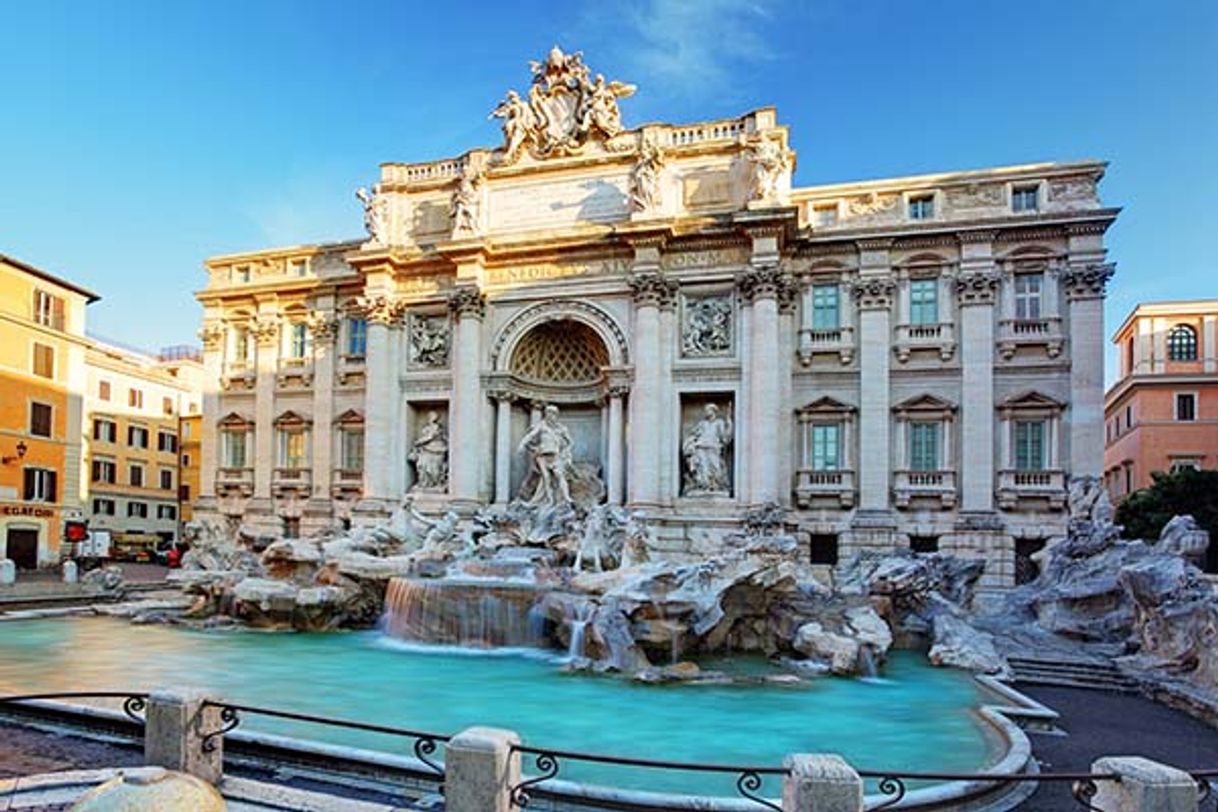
<box><xmin>954</xmin><ymin>271</ymin><xmax>1001</xmax><ymax>306</ymax></box>
<box><xmin>629</xmin><ymin>272</ymin><xmax>679</xmax><ymax>309</ymax></box>
<box><xmin>198</xmin><ymin>323</ymin><xmax>225</xmax><ymax>352</ymax></box>
<box><xmin>251</xmin><ymin>316</ymin><xmax>280</xmax><ymax>346</ymax></box>
<box><xmin>305</xmin><ymin>312</ymin><xmax>340</xmax><ymax>343</ymax></box>
<box><xmin>850</xmin><ymin>277</ymin><xmax>896</xmax><ymax>310</ymax></box>
<box><xmin>486</xmin><ymin>386</ymin><xmax>517</xmax><ymax>403</ymax></box>
<box><xmin>737</xmin><ymin>267</ymin><xmax>793</xmax><ymax>303</ymax></box>
<box><xmin>355</xmin><ymin>294</ymin><xmax>403</xmax><ymax>326</ymax></box>
<box><xmin>1061</xmin><ymin>262</ymin><xmax>1115</xmax><ymax>302</ymax></box>
<box><xmin>448</xmin><ymin>286</ymin><xmax>487</xmax><ymax>319</ymax></box>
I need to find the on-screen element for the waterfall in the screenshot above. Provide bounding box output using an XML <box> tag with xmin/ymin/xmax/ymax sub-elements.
<box><xmin>382</xmin><ymin>577</ymin><xmax>548</xmax><ymax>649</ymax></box>
<box><xmin>857</xmin><ymin>646</ymin><xmax>879</xmax><ymax>679</ymax></box>
<box><xmin>569</xmin><ymin>620</ymin><xmax>588</xmax><ymax>659</ymax></box>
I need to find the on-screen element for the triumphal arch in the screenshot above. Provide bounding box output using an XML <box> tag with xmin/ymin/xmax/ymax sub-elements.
<box><xmin>195</xmin><ymin>46</ymin><xmax>1118</xmax><ymax>588</ymax></box>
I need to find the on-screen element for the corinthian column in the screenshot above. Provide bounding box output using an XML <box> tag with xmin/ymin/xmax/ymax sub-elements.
<box><xmin>448</xmin><ymin>286</ymin><xmax>487</xmax><ymax>507</ymax></box>
<box><xmin>739</xmin><ymin>267</ymin><xmax>790</xmax><ymax>504</ymax></box>
<box><xmin>851</xmin><ymin>270</ymin><xmax>895</xmax><ymax>513</ymax></box>
<box><xmin>251</xmin><ymin>315</ymin><xmax>280</xmax><ymax>501</ymax></box>
<box><xmin>627</xmin><ymin>255</ymin><xmax>676</xmax><ymax>507</ymax></box>
<box><xmin>360</xmin><ymin>296</ymin><xmax>398</xmax><ymax>504</ymax></box>
<box><xmin>307</xmin><ymin>308</ymin><xmax>339</xmax><ymax>503</ymax></box>
<box><xmin>1063</xmin><ymin>262</ymin><xmax>1115</xmax><ymax>477</ymax></box>
<box><xmin>955</xmin><ymin>256</ymin><xmax>1000</xmax><ymax>513</ymax></box>
<box><xmin>491</xmin><ymin>389</ymin><xmax>514</xmax><ymax>505</ymax></box>
<box><xmin>198</xmin><ymin>321</ymin><xmax>224</xmax><ymax>504</ymax></box>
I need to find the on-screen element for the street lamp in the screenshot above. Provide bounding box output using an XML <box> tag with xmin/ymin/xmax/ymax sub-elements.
<box><xmin>2</xmin><ymin>441</ymin><xmax>28</xmax><ymax>465</ymax></box>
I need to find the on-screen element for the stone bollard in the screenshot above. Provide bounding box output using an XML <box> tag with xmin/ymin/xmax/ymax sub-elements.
<box><xmin>783</xmin><ymin>754</ymin><xmax>864</xmax><ymax>812</ymax></box>
<box><xmin>1091</xmin><ymin>756</ymin><xmax>1198</xmax><ymax>812</ymax></box>
<box><xmin>143</xmin><ymin>689</ymin><xmax>226</xmax><ymax>785</ymax></box>
<box><xmin>0</xmin><ymin>559</ymin><xmax>15</xmax><ymax>585</ymax></box>
<box><xmin>62</xmin><ymin>560</ymin><xmax>78</xmax><ymax>584</ymax></box>
<box><xmin>444</xmin><ymin>726</ymin><xmax>521</xmax><ymax>812</ymax></box>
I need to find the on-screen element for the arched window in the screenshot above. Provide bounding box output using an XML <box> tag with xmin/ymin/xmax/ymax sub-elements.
<box><xmin>1167</xmin><ymin>324</ymin><xmax>1198</xmax><ymax>361</ymax></box>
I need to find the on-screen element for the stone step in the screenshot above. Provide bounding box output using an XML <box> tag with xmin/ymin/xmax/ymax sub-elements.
<box><xmin>1012</xmin><ymin>674</ymin><xmax>1139</xmax><ymax>693</ymax></box>
<box><xmin>1009</xmin><ymin>662</ymin><xmax>1129</xmax><ymax>679</ymax></box>
<box><xmin>1007</xmin><ymin>657</ymin><xmax>1140</xmax><ymax>693</ymax></box>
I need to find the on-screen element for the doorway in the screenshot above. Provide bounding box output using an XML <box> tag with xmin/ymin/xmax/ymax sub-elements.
<box><xmin>5</xmin><ymin>528</ymin><xmax>39</xmax><ymax>569</ymax></box>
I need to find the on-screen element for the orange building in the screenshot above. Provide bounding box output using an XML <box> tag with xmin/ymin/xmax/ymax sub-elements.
<box><xmin>0</xmin><ymin>254</ymin><xmax>98</xmax><ymax>568</ymax></box>
<box><xmin>1104</xmin><ymin>300</ymin><xmax>1218</xmax><ymax>502</ymax></box>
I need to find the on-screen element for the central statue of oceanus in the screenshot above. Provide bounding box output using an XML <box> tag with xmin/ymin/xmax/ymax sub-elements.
<box><xmin>490</xmin><ymin>46</ymin><xmax>636</xmax><ymax>163</ymax></box>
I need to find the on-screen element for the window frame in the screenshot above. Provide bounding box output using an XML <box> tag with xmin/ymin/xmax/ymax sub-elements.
<box><xmin>1013</xmin><ymin>419</ymin><xmax>1048</xmax><ymax>471</ymax></box>
<box><xmin>1011</xmin><ymin>184</ymin><xmax>1040</xmax><ymax>213</ymax></box>
<box><xmin>32</xmin><ymin>341</ymin><xmax>55</xmax><ymax>379</ymax></box>
<box><xmin>1013</xmin><ymin>272</ymin><xmax>1044</xmax><ymax>321</ymax></box>
<box><xmin>907</xmin><ymin>278</ymin><xmax>939</xmax><ymax>326</ymax></box>
<box><xmin>1175</xmin><ymin>392</ymin><xmax>1198</xmax><ymax>422</ymax></box>
<box><xmin>1167</xmin><ymin>324</ymin><xmax>1199</xmax><ymax>362</ymax></box>
<box><xmin>810</xmin><ymin>284</ymin><xmax>840</xmax><ymax>331</ymax></box>
<box><xmin>907</xmin><ymin>192</ymin><xmax>936</xmax><ymax>221</ymax></box>
<box><xmin>23</xmin><ymin>467</ymin><xmax>57</xmax><ymax>503</ymax></box>
<box><xmin>907</xmin><ymin>421</ymin><xmax>942</xmax><ymax>472</ymax></box>
<box><xmin>29</xmin><ymin>401</ymin><xmax>53</xmax><ymax>438</ymax></box>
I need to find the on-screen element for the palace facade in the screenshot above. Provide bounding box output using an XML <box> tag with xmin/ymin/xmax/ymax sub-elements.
<box><xmin>195</xmin><ymin>48</ymin><xmax>1118</xmax><ymax>588</ymax></box>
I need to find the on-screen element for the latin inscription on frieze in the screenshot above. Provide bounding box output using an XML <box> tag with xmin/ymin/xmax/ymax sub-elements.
<box><xmin>662</xmin><ymin>247</ymin><xmax>749</xmax><ymax>271</ymax></box>
<box><xmin>485</xmin><ymin>258</ymin><xmax>631</xmax><ymax>285</ymax></box>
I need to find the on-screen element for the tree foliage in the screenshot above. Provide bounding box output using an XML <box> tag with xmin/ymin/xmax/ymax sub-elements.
<box><xmin>1115</xmin><ymin>469</ymin><xmax>1218</xmax><ymax>571</ymax></box>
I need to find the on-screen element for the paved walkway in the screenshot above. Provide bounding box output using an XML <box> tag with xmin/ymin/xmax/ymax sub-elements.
<box><xmin>1020</xmin><ymin>684</ymin><xmax>1218</xmax><ymax>810</ymax></box>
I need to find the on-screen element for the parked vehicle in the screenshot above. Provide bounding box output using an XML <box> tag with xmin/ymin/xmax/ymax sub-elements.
<box><xmin>155</xmin><ymin>539</ymin><xmax>189</xmax><ymax>568</ymax></box>
<box><xmin>73</xmin><ymin>529</ymin><xmax>112</xmax><ymax>569</ymax></box>
<box><xmin>111</xmin><ymin>533</ymin><xmax>160</xmax><ymax>563</ymax></box>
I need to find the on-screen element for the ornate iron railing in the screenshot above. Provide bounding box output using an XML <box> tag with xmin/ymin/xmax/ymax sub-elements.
<box><xmin>508</xmin><ymin>743</ymin><xmax>787</xmax><ymax>811</ymax></box>
<box><xmin>0</xmin><ymin>691</ymin><xmax>149</xmax><ymax>725</ymax></box>
<box><xmin>196</xmin><ymin>701</ymin><xmax>448</xmax><ymax>793</ymax></box>
<box><xmin>854</xmin><ymin>768</ymin><xmax>1121</xmax><ymax>811</ymax></box>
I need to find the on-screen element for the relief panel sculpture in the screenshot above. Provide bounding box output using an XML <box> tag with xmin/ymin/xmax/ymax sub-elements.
<box><xmin>681</xmin><ymin>294</ymin><xmax>733</xmax><ymax>357</ymax></box>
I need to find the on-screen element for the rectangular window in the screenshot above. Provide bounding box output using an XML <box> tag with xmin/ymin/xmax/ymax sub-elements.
<box><xmin>1125</xmin><ymin>405</ymin><xmax>1132</xmax><ymax>428</ymax></box>
<box><xmin>1176</xmin><ymin>393</ymin><xmax>1197</xmax><ymax>421</ymax></box>
<box><xmin>128</xmin><ymin>426</ymin><xmax>149</xmax><ymax>448</ymax></box>
<box><xmin>811</xmin><ymin>284</ymin><xmax>840</xmax><ymax>330</ymax></box>
<box><xmin>33</xmin><ymin>290</ymin><xmax>65</xmax><ymax>330</ymax></box>
<box><xmin>908</xmin><ymin>279</ymin><xmax>939</xmax><ymax>325</ymax></box>
<box><xmin>23</xmin><ymin>468</ymin><xmax>57</xmax><ymax>502</ymax></box>
<box><xmin>90</xmin><ymin>459</ymin><xmax>116</xmax><ymax>484</ymax></box>
<box><xmin>182</xmin><ymin>422</ymin><xmax>192</xmax><ymax>439</ymax></box>
<box><xmin>127</xmin><ymin>501</ymin><xmax>148</xmax><ymax>518</ymax></box>
<box><xmin>289</xmin><ymin>258</ymin><xmax>308</xmax><ymax>277</ymax></box>
<box><xmin>98</xmin><ymin>380</ymin><xmax>111</xmax><ymax>401</ymax></box>
<box><xmin>162</xmin><ymin>396</ymin><xmax>174</xmax><ymax>415</ymax></box>
<box><xmin>288</xmin><ymin>322</ymin><xmax>309</xmax><ymax>359</ymax></box>
<box><xmin>157</xmin><ymin>431</ymin><xmax>178</xmax><ymax>453</ymax></box>
<box><xmin>810</xmin><ymin>424</ymin><xmax>840</xmax><ymax>471</ymax></box>
<box><xmin>346</xmin><ymin>318</ymin><xmax>368</xmax><ymax>357</ymax></box>
<box><xmin>279</xmin><ymin>430</ymin><xmax>308</xmax><ymax>470</ymax></box>
<box><xmin>179</xmin><ymin>484</ymin><xmax>191</xmax><ymax>502</ymax></box>
<box><xmin>1014</xmin><ymin>420</ymin><xmax>1047</xmax><ymax>470</ymax></box>
<box><xmin>129</xmin><ymin>464</ymin><xmax>145</xmax><ymax>488</ymax></box>
<box><xmin>1014</xmin><ymin>274</ymin><xmax>1043</xmax><ymax>320</ymax></box>
<box><xmin>908</xmin><ymin>194</ymin><xmax>935</xmax><ymax>220</ymax></box>
<box><xmin>908</xmin><ymin>422</ymin><xmax>941</xmax><ymax>471</ymax></box>
<box><xmin>128</xmin><ymin>388</ymin><xmax>144</xmax><ymax>409</ymax></box>
<box><xmin>812</xmin><ymin>204</ymin><xmax>838</xmax><ymax>227</ymax></box>
<box><xmin>93</xmin><ymin>419</ymin><xmax>117</xmax><ymax>443</ymax></box>
<box><xmin>223</xmin><ymin>431</ymin><xmax>248</xmax><ymax>468</ymax></box>
<box><xmin>1011</xmin><ymin>185</ymin><xmax>1039</xmax><ymax>212</ymax></box>
<box><xmin>234</xmin><ymin>265</ymin><xmax>251</xmax><ymax>284</ymax></box>
<box><xmin>159</xmin><ymin>469</ymin><xmax>173</xmax><ymax>490</ymax></box>
<box><xmin>181</xmin><ymin>453</ymin><xmax>192</xmax><ymax>467</ymax></box>
<box><xmin>29</xmin><ymin>402</ymin><xmax>52</xmax><ymax>438</ymax></box>
<box><xmin>157</xmin><ymin>504</ymin><xmax>177</xmax><ymax>520</ymax></box>
<box><xmin>1170</xmin><ymin>458</ymin><xmax>1201</xmax><ymax>474</ymax></box>
<box><xmin>32</xmin><ymin>342</ymin><xmax>55</xmax><ymax>379</ymax></box>
<box><xmin>92</xmin><ymin>498</ymin><xmax>116</xmax><ymax>516</ymax></box>
<box><xmin>340</xmin><ymin>429</ymin><xmax>364</xmax><ymax>471</ymax></box>
<box><xmin>232</xmin><ymin>328</ymin><xmax>249</xmax><ymax>362</ymax></box>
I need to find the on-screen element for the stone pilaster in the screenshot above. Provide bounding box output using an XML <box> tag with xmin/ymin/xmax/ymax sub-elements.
<box><xmin>359</xmin><ymin>295</ymin><xmax>399</xmax><ymax>504</ymax></box>
<box><xmin>777</xmin><ymin>278</ymin><xmax>798</xmax><ymax>508</ymax></box>
<box><xmin>1062</xmin><ymin>262</ymin><xmax>1114</xmax><ymax>477</ymax></box>
<box><xmin>198</xmin><ymin>322</ymin><xmax>224</xmax><ymax>502</ymax></box>
<box><xmin>739</xmin><ymin>266</ymin><xmax>791</xmax><ymax>504</ymax></box>
<box><xmin>850</xmin><ymin>253</ymin><xmax>895</xmax><ymax>514</ymax></box>
<box><xmin>490</xmin><ymin>388</ymin><xmax>514</xmax><ymax>505</ymax></box>
<box><xmin>448</xmin><ymin>285</ymin><xmax>487</xmax><ymax>507</ymax></box>
<box><xmin>307</xmin><ymin>307</ymin><xmax>339</xmax><ymax>506</ymax></box>
<box><xmin>955</xmin><ymin>231</ymin><xmax>1000</xmax><ymax>513</ymax></box>
<box><xmin>606</xmin><ymin>383</ymin><xmax>628</xmax><ymax>505</ymax></box>
<box><xmin>626</xmin><ymin>255</ymin><xmax>676</xmax><ymax>507</ymax></box>
<box><xmin>251</xmin><ymin>314</ymin><xmax>280</xmax><ymax>501</ymax></box>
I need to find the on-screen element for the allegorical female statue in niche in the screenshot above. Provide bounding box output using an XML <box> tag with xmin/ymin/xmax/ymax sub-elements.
<box><xmin>409</xmin><ymin>411</ymin><xmax>449</xmax><ymax>490</ymax></box>
<box><xmin>682</xmin><ymin>403</ymin><xmax>733</xmax><ymax>495</ymax></box>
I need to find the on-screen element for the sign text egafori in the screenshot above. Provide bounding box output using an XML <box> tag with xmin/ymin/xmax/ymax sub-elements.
<box><xmin>0</xmin><ymin>505</ymin><xmax>54</xmax><ymax>518</ymax></box>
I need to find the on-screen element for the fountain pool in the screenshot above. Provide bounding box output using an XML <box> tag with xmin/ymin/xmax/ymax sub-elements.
<box><xmin>0</xmin><ymin>616</ymin><xmax>1000</xmax><ymax>797</ymax></box>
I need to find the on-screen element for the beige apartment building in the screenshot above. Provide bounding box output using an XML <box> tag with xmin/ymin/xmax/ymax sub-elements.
<box><xmin>194</xmin><ymin>48</ymin><xmax>1117</xmax><ymax>588</ymax></box>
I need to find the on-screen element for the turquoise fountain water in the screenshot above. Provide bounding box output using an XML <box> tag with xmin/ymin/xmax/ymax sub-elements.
<box><xmin>0</xmin><ymin>616</ymin><xmax>998</xmax><ymax>796</ymax></box>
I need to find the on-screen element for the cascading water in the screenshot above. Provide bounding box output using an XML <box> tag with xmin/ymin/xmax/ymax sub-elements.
<box><xmin>382</xmin><ymin>577</ymin><xmax>549</xmax><ymax>649</ymax></box>
<box><xmin>857</xmin><ymin>646</ymin><xmax>879</xmax><ymax>679</ymax></box>
<box><xmin>567</xmin><ymin>603</ymin><xmax>595</xmax><ymax>659</ymax></box>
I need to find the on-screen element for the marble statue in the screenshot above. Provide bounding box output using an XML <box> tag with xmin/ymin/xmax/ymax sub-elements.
<box><xmin>620</xmin><ymin>511</ymin><xmax>653</xmax><ymax>568</ymax></box>
<box><xmin>355</xmin><ymin>186</ymin><xmax>388</xmax><ymax>245</ymax></box>
<box><xmin>451</xmin><ymin>169</ymin><xmax>482</xmax><ymax>237</ymax></box>
<box><xmin>492</xmin><ymin>46</ymin><xmax>634</xmax><ymax>162</ymax></box>
<box><xmin>630</xmin><ymin>136</ymin><xmax>664</xmax><ymax>212</ymax></box>
<box><xmin>682</xmin><ymin>296</ymin><xmax>732</xmax><ymax>356</ymax></box>
<box><xmin>682</xmin><ymin>403</ymin><xmax>733</xmax><ymax>494</ymax></box>
<box><xmin>574</xmin><ymin>504</ymin><xmax>615</xmax><ymax>573</ymax></box>
<box><xmin>517</xmin><ymin>404</ymin><xmax>574</xmax><ymax>507</ymax></box>
<box><xmin>410</xmin><ymin>316</ymin><xmax>449</xmax><ymax>367</ymax></box>
<box><xmin>748</xmin><ymin>136</ymin><xmax>787</xmax><ymax>202</ymax></box>
<box><xmin>409</xmin><ymin>412</ymin><xmax>449</xmax><ymax>490</ymax></box>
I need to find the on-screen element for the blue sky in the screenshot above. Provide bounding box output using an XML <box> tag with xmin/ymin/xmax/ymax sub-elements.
<box><xmin>1</xmin><ymin>0</ymin><xmax>1214</xmax><ymax>381</ymax></box>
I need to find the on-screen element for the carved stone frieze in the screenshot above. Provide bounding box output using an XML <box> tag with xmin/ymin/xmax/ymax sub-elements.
<box><xmin>946</xmin><ymin>183</ymin><xmax>1003</xmax><ymax>209</ymax></box>
<box><xmin>954</xmin><ymin>272</ymin><xmax>1001</xmax><ymax>306</ymax></box>
<box><xmin>629</xmin><ymin>272</ymin><xmax>679</xmax><ymax>309</ymax></box>
<box><xmin>1048</xmin><ymin>177</ymin><xmax>1098</xmax><ymax>205</ymax></box>
<box><xmin>409</xmin><ymin>314</ymin><xmax>451</xmax><ymax>367</ymax></box>
<box><xmin>681</xmin><ymin>294</ymin><xmax>733</xmax><ymax>357</ymax></box>
<box><xmin>847</xmin><ymin>192</ymin><xmax>899</xmax><ymax>218</ymax></box>
<box><xmin>849</xmin><ymin>277</ymin><xmax>896</xmax><ymax>310</ymax></box>
<box><xmin>448</xmin><ymin>286</ymin><xmax>487</xmax><ymax>319</ymax></box>
<box><xmin>1061</xmin><ymin>263</ymin><xmax>1115</xmax><ymax>301</ymax></box>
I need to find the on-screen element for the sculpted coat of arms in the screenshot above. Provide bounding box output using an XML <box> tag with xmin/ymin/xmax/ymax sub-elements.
<box><xmin>490</xmin><ymin>46</ymin><xmax>635</xmax><ymax>163</ymax></box>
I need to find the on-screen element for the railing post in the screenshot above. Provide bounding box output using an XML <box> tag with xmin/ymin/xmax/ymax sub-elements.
<box><xmin>0</xmin><ymin>559</ymin><xmax>14</xmax><ymax>584</ymax></box>
<box><xmin>144</xmin><ymin>689</ymin><xmax>224</xmax><ymax>784</ymax></box>
<box><xmin>783</xmin><ymin>754</ymin><xmax>864</xmax><ymax>812</ymax></box>
<box><xmin>1092</xmin><ymin>757</ymin><xmax>1198</xmax><ymax>812</ymax></box>
<box><xmin>444</xmin><ymin>726</ymin><xmax>520</xmax><ymax>812</ymax></box>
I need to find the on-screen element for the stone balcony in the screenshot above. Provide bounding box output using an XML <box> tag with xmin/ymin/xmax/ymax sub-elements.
<box><xmin>276</xmin><ymin>357</ymin><xmax>314</xmax><ymax>388</ymax></box>
<box><xmin>997</xmin><ymin>468</ymin><xmax>1067</xmax><ymax>509</ymax></box>
<box><xmin>894</xmin><ymin>322</ymin><xmax>956</xmax><ymax>362</ymax></box>
<box><xmin>215</xmin><ymin>467</ymin><xmax>254</xmax><ymax>496</ymax></box>
<box><xmin>331</xmin><ymin>468</ymin><xmax>364</xmax><ymax>497</ymax></box>
<box><xmin>893</xmin><ymin>470</ymin><xmax>958</xmax><ymax>508</ymax></box>
<box><xmin>997</xmin><ymin>317</ymin><xmax>1064</xmax><ymax>360</ymax></box>
<box><xmin>797</xmin><ymin>326</ymin><xmax>855</xmax><ymax>365</ymax></box>
<box><xmin>337</xmin><ymin>354</ymin><xmax>366</xmax><ymax>386</ymax></box>
<box><xmin>221</xmin><ymin>362</ymin><xmax>255</xmax><ymax>391</ymax></box>
<box><xmin>794</xmin><ymin>468</ymin><xmax>855</xmax><ymax>507</ymax></box>
<box><xmin>272</xmin><ymin>467</ymin><xmax>312</xmax><ymax>496</ymax></box>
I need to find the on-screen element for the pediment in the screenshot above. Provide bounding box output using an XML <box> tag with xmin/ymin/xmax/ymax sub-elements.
<box><xmin>797</xmin><ymin>396</ymin><xmax>856</xmax><ymax>415</ymax></box>
<box><xmin>334</xmin><ymin>408</ymin><xmax>365</xmax><ymax>426</ymax></box>
<box><xmin>217</xmin><ymin>411</ymin><xmax>254</xmax><ymax>429</ymax></box>
<box><xmin>892</xmin><ymin>393</ymin><xmax>957</xmax><ymax>414</ymax></box>
<box><xmin>998</xmin><ymin>390</ymin><xmax>1065</xmax><ymax>411</ymax></box>
<box><xmin>273</xmin><ymin>409</ymin><xmax>312</xmax><ymax>428</ymax></box>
